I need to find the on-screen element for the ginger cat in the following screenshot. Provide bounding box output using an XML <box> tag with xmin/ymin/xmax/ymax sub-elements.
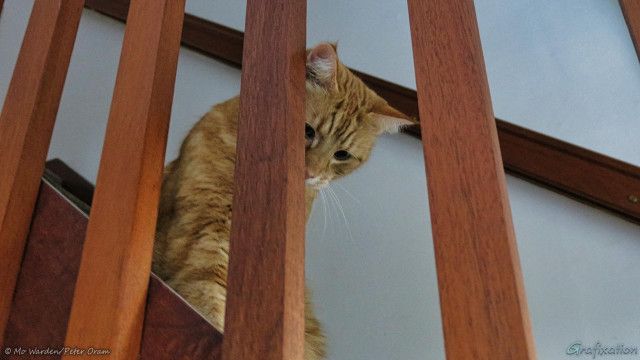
<box><xmin>152</xmin><ymin>43</ymin><xmax>415</xmax><ymax>359</ymax></box>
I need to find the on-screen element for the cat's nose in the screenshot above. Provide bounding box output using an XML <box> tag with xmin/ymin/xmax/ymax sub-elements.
<box><xmin>305</xmin><ymin>170</ymin><xmax>314</xmax><ymax>179</ymax></box>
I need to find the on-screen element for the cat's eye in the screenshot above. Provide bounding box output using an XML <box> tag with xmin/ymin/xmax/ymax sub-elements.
<box><xmin>305</xmin><ymin>124</ymin><xmax>316</xmax><ymax>140</ymax></box>
<box><xmin>333</xmin><ymin>150</ymin><xmax>351</xmax><ymax>161</ymax></box>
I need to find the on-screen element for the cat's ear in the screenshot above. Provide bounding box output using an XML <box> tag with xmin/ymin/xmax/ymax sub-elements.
<box><xmin>306</xmin><ymin>43</ymin><xmax>338</xmax><ymax>88</ymax></box>
<box><xmin>371</xmin><ymin>104</ymin><xmax>417</xmax><ymax>134</ymax></box>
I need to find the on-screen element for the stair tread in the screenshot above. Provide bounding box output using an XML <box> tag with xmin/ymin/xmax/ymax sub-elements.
<box><xmin>2</xmin><ymin>163</ymin><xmax>222</xmax><ymax>359</ymax></box>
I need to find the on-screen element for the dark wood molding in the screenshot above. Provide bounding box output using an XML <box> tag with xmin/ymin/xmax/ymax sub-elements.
<box><xmin>2</xmin><ymin>174</ymin><xmax>223</xmax><ymax>359</ymax></box>
<box><xmin>45</xmin><ymin>158</ymin><xmax>95</xmax><ymax>207</ymax></box>
<box><xmin>498</xmin><ymin>121</ymin><xmax>640</xmax><ymax>223</ymax></box>
<box><xmin>142</xmin><ymin>275</ymin><xmax>223</xmax><ymax>359</ymax></box>
<box><xmin>85</xmin><ymin>0</ymin><xmax>244</xmax><ymax>67</ymax></box>
<box><xmin>2</xmin><ymin>180</ymin><xmax>89</xmax><ymax>357</ymax></box>
<box><xmin>83</xmin><ymin>0</ymin><xmax>640</xmax><ymax>224</ymax></box>
<box><xmin>619</xmin><ymin>0</ymin><xmax>640</xmax><ymax>64</ymax></box>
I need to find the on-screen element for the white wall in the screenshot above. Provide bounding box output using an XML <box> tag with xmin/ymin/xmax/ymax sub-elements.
<box><xmin>187</xmin><ymin>0</ymin><xmax>640</xmax><ymax>166</ymax></box>
<box><xmin>1</xmin><ymin>1</ymin><xmax>640</xmax><ymax>359</ymax></box>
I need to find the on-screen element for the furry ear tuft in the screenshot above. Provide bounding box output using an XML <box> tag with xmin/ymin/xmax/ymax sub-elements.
<box><xmin>306</xmin><ymin>43</ymin><xmax>338</xmax><ymax>87</ymax></box>
<box><xmin>371</xmin><ymin>104</ymin><xmax>417</xmax><ymax>134</ymax></box>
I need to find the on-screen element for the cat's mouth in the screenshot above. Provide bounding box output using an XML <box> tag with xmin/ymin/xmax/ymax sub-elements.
<box><xmin>305</xmin><ymin>176</ymin><xmax>329</xmax><ymax>190</ymax></box>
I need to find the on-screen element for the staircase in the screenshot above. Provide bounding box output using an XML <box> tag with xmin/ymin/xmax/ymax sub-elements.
<box><xmin>0</xmin><ymin>0</ymin><xmax>540</xmax><ymax>357</ymax></box>
<box><xmin>1</xmin><ymin>160</ymin><xmax>222</xmax><ymax>359</ymax></box>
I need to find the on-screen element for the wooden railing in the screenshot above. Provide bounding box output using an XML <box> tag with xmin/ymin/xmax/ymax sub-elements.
<box><xmin>62</xmin><ymin>0</ymin><xmax>185</xmax><ymax>357</ymax></box>
<box><xmin>221</xmin><ymin>0</ymin><xmax>307</xmax><ymax>359</ymax></box>
<box><xmin>75</xmin><ymin>0</ymin><xmax>640</xmax><ymax>226</ymax></box>
<box><xmin>9</xmin><ymin>0</ymin><xmax>639</xmax><ymax>358</ymax></box>
<box><xmin>408</xmin><ymin>1</ymin><xmax>536</xmax><ymax>358</ymax></box>
<box><xmin>620</xmin><ymin>0</ymin><xmax>640</xmax><ymax>64</ymax></box>
<box><xmin>0</xmin><ymin>0</ymin><xmax>85</xmax><ymax>340</ymax></box>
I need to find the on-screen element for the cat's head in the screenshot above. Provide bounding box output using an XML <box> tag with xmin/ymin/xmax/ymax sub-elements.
<box><xmin>304</xmin><ymin>43</ymin><xmax>416</xmax><ymax>190</ymax></box>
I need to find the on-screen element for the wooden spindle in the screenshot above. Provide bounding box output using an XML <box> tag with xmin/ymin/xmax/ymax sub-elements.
<box><xmin>619</xmin><ymin>0</ymin><xmax>640</xmax><ymax>64</ymax></box>
<box><xmin>407</xmin><ymin>0</ymin><xmax>537</xmax><ymax>359</ymax></box>
<box><xmin>63</xmin><ymin>0</ymin><xmax>185</xmax><ymax>357</ymax></box>
<box><xmin>221</xmin><ymin>0</ymin><xmax>307</xmax><ymax>359</ymax></box>
<box><xmin>0</xmin><ymin>0</ymin><xmax>84</xmax><ymax>340</ymax></box>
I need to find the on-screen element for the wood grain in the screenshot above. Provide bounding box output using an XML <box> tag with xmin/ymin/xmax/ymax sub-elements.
<box><xmin>407</xmin><ymin>0</ymin><xmax>537</xmax><ymax>359</ymax></box>
<box><xmin>2</xmin><ymin>180</ymin><xmax>88</xmax><ymax>359</ymax></box>
<box><xmin>85</xmin><ymin>0</ymin><xmax>243</xmax><ymax>67</ymax></box>
<box><xmin>63</xmin><ymin>0</ymin><xmax>185</xmax><ymax>358</ymax></box>
<box><xmin>2</xmin><ymin>174</ymin><xmax>223</xmax><ymax>359</ymax></box>
<box><xmin>45</xmin><ymin>159</ymin><xmax>95</xmax><ymax>207</ymax></box>
<box><xmin>221</xmin><ymin>0</ymin><xmax>307</xmax><ymax>359</ymax></box>
<box><xmin>620</xmin><ymin>0</ymin><xmax>640</xmax><ymax>64</ymax></box>
<box><xmin>141</xmin><ymin>275</ymin><xmax>224</xmax><ymax>359</ymax></box>
<box><xmin>498</xmin><ymin>121</ymin><xmax>640</xmax><ymax>223</ymax></box>
<box><xmin>82</xmin><ymin>0</ymin><xmax>640</xmax><ymax>225</ymax></box>
<box><xmin>85</xmin><ymin>0</ymin><xmax>130</xmax><ymax>20</ymax></box>
<box><xmin>0</xmin><ymin>0</ymin><xmax>84</xmax><ymax>341</ymax></box>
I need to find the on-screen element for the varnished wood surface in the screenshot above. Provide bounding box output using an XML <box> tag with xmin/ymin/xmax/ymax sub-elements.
<box><xmin>0</xmin><ymin>0</ymin><xmax>84</xmax><ymax>340</ymax></box>
<box><xmin>620</xmin><ymin>0</ymin><xmax>640</xmax><ymax>64</ymax></box>
<box><xmin>2</xmin><ymin>176</ymin><xmax>223</xmax><ymax>359</ymax></box>
<box><xmin>141</xmin><ymin>275</ymin><xmax>223</xmax><ymax>359</ymax></box>
<box><xmin>407</xmin><ymin>0</ymin><xmax>537</xmax><ymax>359</ymax></box>
<box><xmin>221</xmin><ymin>0</ymin><xmax>307</xmax><ymax>359</ymax></box>
<box><xmin>45</xmin><ymin>159</ymin><xmax>95</xmax><ymax>207</ymax></box>
<box><xmin>85</xmin><ymin>0</ymin><xmax>243</xmax><ymax>67</ymax></box>
<box><xmin>498</xmin><ymin>121</ymin><xmax>640</xmax><ymax>223</ymax></box>
<box><xmin>63</xmin><ymin>0</ymin><xmax>185</xmax><ymax>358</ymax></box>
<box><xmin>83</xmin><ymin>0</ymin><xmax>640</xmax><ymax>224</ymax></box>
<box><xmin>2</xmin><ymin>181</ymin><xmax>87</xmax><ymax>360</ymax></box>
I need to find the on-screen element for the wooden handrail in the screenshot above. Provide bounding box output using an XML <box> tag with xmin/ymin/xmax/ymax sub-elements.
<box><xmin>0</xmin><ymin>0</ymin><xmax>84</xmax><ymax>340</ymax></box>
<box><xmin>619</xmin><ymin>0</ymin><xmax>640</xmax><ymax>64</ymax></box>
<box><xmin>1</xmin><ymin>165</ymin><xmax>224</xmax><ymax>359</ymax></box>
<box><xmin>63</xmin><ymin>0</ymin><xmax>185</xmax><ymax>357</ymax></box>
<box><xmin>5</xmin><ymin>0</ymin><xmax>635</xmax><ymax>358</ymax></box>
<box><xmin>221</xmin><ymin>0</ymin><xmax>307</xmax><ymax>359</ymax></box>
<box><xmin>407</xmin><ymin>0</ymin><xmax>537</xmax><ymax>359</ymax></box>
<box><xmin>83</xmin><ymin>0</ymin><xmax>640</xmax><ymax>225</ymax></box>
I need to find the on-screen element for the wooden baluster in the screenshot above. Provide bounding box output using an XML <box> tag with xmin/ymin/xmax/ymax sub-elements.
<box><xmin>62</xmin><ymin>0</ymin><xmax>184</xmax><ymax>357</ymax></box>
<box><xmin>619</xmin><ymin>0</ymin><xmax>640</xmax><ymax>64</ymax></box>
<box><xmin>0</xmin><ymin>0</ymin><xmax>84</xmax><ymax>340</ymax></box>
<box><xmin>406</xmin><ymin>0</ymin><xmax>537</xmax><ymax>359</ymax></box>
<box><xmin>221</xmin><ymin>0</ymin><xmax>307</xmax><ymax>359</ymax></box>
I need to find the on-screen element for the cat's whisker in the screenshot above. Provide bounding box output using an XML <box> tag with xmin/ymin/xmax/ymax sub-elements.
<box><xmin>334</xmin><ymin>182</ymin><xmax>360</xmax><ymax>204</ymax></box>
<box><xmin>324</xmin><ymin>186</ymin><xmax>338</xmax><ymax>232</ymax></box>
<box><xmin>319</xmin><ymin>189</ymin><xmax>328</xmax><ymax>243</ymax></box>
<box><xmin>327</xmin><ymin>184</ymin><xmax>358</xmax><ymax>250</ymax></box>
<box><xmin>330</xmin><ymin>187</ymin><xmax>356</xmax><ymax>248</ymax></box>
<box><xmin>334</xmin><ymin>182</ymin><xmax>372</xmax><ymax>221</ymax></box>
<box><xmin>335</xmin><ymin>182</ymin><xmax>365</xmax><ymax>208</ymax></box>
<box><xmin>153</xmin><ymin>42</ymin><xmax>414</xmax><ymax>357</ymax></box>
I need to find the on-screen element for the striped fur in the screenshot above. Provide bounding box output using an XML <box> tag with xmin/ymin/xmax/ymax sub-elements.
<box><xmin>152</xmin><ymin>43</ymin><xmax>415</xmax><ymax>359</ymax></box>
